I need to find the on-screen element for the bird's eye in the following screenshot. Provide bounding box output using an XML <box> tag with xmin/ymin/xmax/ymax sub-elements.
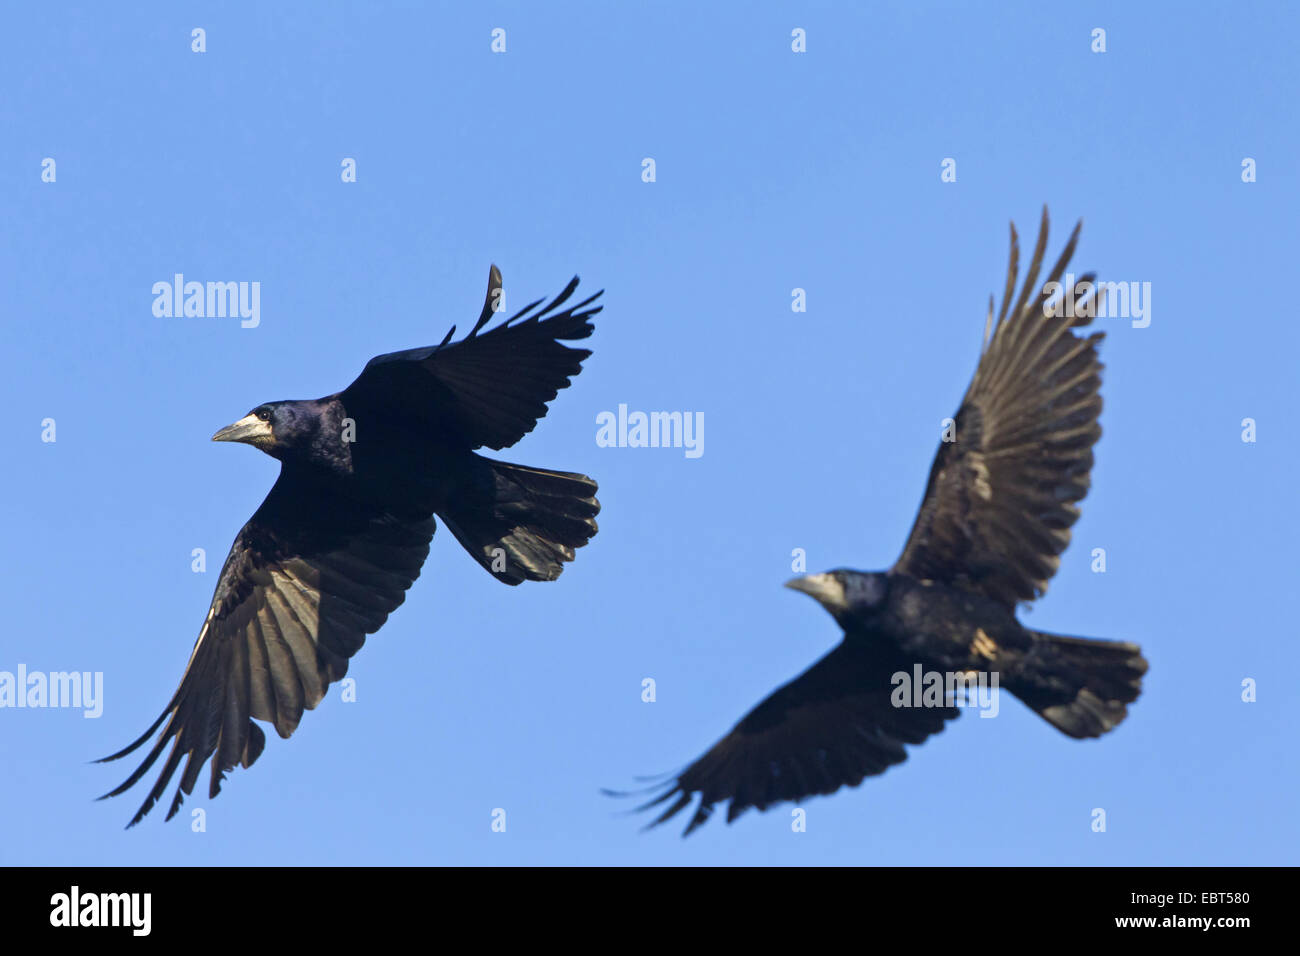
<box><xmin>255</xmin><ymin>408</ymin><xmax>271</xmax><ymax>422</ymax></box>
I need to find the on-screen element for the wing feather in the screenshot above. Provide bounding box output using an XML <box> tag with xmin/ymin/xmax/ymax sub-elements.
<box><xmin>341</xmin><ymin>266</ymin><xmax>602</xmax><ymax>451</ymax></box>
<box><xmin>634</xmin><ymin>641</ymin><xmax>959</xmax><ymax>836</ymax></box>
<box><xmin>892</xmin><ymin>207</ymin><xmax>1104</xmax><ymax>608</ymax></box>
<box><xmin>98</xmin><ymin>475</ymin><xmax>435</xmax><ymax>826</ymax></box>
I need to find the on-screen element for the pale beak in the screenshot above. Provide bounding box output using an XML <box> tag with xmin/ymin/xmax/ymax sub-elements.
<box><xmin>784</xmin><ymin>573</ymin><xmax>847</xmax><ymax>611</ymax></box>
<box><xmin>212</xmin><ymin>413</ymin><xmax>273</xmax><ymax>445</ymax></box>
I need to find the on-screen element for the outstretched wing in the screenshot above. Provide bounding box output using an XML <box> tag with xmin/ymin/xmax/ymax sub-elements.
<box><xmin>632</xmin><ymin>641</ymin><xmax>959</xmax><ymax>836</ymax></box>
<box><xmin>341</xmin><ymin>265</ymin><xmax>602</xmax><ymax>451</ymax></box>
<box><xmin>98</xmin><ymin>470</ymin><xmax>435</xmax><ymax>826</ymax></box>
<box><xmin>892</xmin><ymin>207</ymin><xmax>1106</xmax><ymax>608</ymax></box>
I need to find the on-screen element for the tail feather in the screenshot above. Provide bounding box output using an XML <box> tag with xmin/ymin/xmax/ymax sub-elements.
<box><xmin>440</xmin><ymin>457</ymin><xmax>599</xmax><ymax>585</ymax></box>
<box><xmin>1008</xmin><ymin>631</ymin><xmax>1147</xmax><ymax>739</ymax></box>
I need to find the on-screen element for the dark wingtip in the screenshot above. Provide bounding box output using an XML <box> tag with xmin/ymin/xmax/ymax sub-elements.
<box><xmin>573</xmin><ymin>287</ymin><xmax>604</xmax><ymax>314</ymax></box>
<box><xmin>471</xmin><ymin>264</ymin><xmax>505</xmax><ymax>336</ymax></box>
<box><xmin>95</xmin><ymin>788</ymin><xmax>146</xmax><ymax>832</ymax></box>
<box><xmin>95</xmin><ymin>713</ymin><xmax>168</xmax><ymax>764</ymax></box>
<box><xmin>164</xmin><ymin>790</ymin><xmax>185</xmax><ymax>822</ymax></box>
<box><xmin>599</xmin><ymin>771</ymin><xmax>676</xmax><ymax>799</ymax></box>
<box><xmin>120</xmin><ymin>793</ymin><xmax>157</xmax><ymax>829</ymax></box>
<box><xmin>601</xmin><ymin>786</ymin><xmax>671</xmax><ymax>821</ymax></box>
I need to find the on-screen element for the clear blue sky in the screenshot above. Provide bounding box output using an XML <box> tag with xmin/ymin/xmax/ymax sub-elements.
<box><xmin>1</xmin><ymin>2</ymin><xmax>1296</xmax><ymax>865</ymax></box>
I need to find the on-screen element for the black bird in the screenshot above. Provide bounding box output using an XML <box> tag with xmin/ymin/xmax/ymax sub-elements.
<box><xmin>626</xmin><ymin>208</ymin><xmax>1147</xmax><ymax>835</ymax></box>
<box><xmin>99</xmin><ymin>266</ymin><xmax>602</xmax><ymax>825</ymax></box>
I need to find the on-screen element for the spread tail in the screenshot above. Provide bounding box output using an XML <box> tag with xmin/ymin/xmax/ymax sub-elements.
<box><xmin>1007</xmin><ymin>631</ymin><xmax>1148</xmax><ymax>739</ymax></box>
<box><xmin>440</xmin><ymin>457</ymin><xmax>599</xmax><ymax>585</ymax></box>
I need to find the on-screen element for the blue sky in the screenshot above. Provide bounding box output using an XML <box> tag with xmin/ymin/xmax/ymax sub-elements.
<box><xmin>1</xmin><ymin>2</ymin><xmax>1296</xmax><ymax>865</ymax></box>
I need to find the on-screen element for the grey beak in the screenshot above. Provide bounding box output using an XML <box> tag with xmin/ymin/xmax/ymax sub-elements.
<box><xmin>212</xmin><ymin>413</ymin><xmax>273</xmax><ymax>445</ymax></box>
<box><xmin>783</xmin><ymin>573</ymin><xmax>847</xmax><ymax>610</ymax></box>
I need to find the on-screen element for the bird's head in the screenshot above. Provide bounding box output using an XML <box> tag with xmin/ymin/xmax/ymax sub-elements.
<box><xmin>212</xmin><ymin>402</ymin><xmax>303</xmax><ymax>459</ymax></box>
<box><xmin>213</xmin><ymin>399</ymin><xmax>354</xmax><ymax>471</ymax></box>
<box><xmin>784</xmin><ymin>569</ymin><xmax>889</xmax><ymax>625</ymax></box>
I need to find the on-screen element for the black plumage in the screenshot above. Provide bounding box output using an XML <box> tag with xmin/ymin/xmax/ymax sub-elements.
<box><xmin>625</xmin><ymin>208</ymin><xmax>1148</xmax><ymax>835</ymax></box>
<box><xmin>99</xmin><ymin>266</ymin><xmax>602</xmax><ymax>825</ymax></box>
